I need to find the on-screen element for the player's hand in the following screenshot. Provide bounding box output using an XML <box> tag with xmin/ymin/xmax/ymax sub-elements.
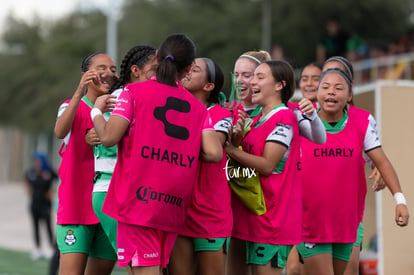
<box><xmin>94</xmin><ymin>94</ymin><xmax>117</xmax><ymax>113</ymax></box>
<box><xmin>298</xmin><ymin>98</ymin><xmax>316</xmax><ymax>117</ymax></box>
<box><xmin>369</xmin><ymin>166</ymin><xmax>386</xmax><ymax>191</ymax></box>
<box><xmin>224</xmin><ymin>126</ymin><xmax>236</xmax><ymax>155</ymax></box>
<box><xmin>231</xmin><ymin>110</ymin><xmax>245</xmax><ymax>147</ymax></box>
<box><xmin>85</xmin><ymin>128</ymin><xmax>101</xmax><ymax>146</ymax></box>
<box><xmin>75</xmin><ymin>69</ymin><xmax>101</xmax><ymax>97</ymax></box>
<box><xmin>395</xmin><ymin>204</ymin><xmax>409</xmax><ymax>227</ymax></box>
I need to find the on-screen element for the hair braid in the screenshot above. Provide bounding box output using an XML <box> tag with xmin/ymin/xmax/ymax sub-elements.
<box><xmin>110</xmin><ymin>45</ymin><xmax>156</xmax><ymax>93</ymax></box>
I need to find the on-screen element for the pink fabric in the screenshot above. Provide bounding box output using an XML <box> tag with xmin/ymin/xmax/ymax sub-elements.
<box><xmin>103</xmin><ymin>80</ymin><xmax>211</xmax><ymax>233</ymax></box>
<box><xmin>117</xmin><ymin>221</ymin><xmax>177</xmax><ymax>268</ymax></box>
<box><xmin>231</xmin><ymin>103</ymin><xmax>245</xmax><ymax>123</ymax></box>
<box><xmin>287</xmin><ymin>101</ymin><xmax>318</xmax><ymax>112</ymax></box>
<box><xmin>113</xmin><ymin>85</ymin><xmax>213</xmax><ymax>131</ymax></box>
<box><xmin>180</xmin><ymin>104</ymin><xmax>233</xmax><ymax>238</ymax></box>
<box><xmin>300</xmin><ymin>106</ymin><xmax>369</xmax><ymax>243</ymax></box>
<box><xmin>203</xmin><ymin>112</ymin><xmax>215</xmax><ymax>131</ymax></box>
<box><xmin>112</xmin><ymin>88</ymin><xmax>134</xmax><ymax>122</ymax></box>
<box><xmin>349</xmin><ymin>105</ymin><xmax>370</xmax><ymax>223</ymax></box>
<box><xmin>230</xmin><ymin>103</ymin><xmax>259</xmax><ymax>124</ymax></box>
<box><xmin>287</xmin><ymin>101</ymin><xmax>299</xmax><ymax>110</ymax></box>
<box><xmin>57</xmin><ymin>98</ymin><xmax>99</xmax><ymax>224</ymax></box>
<box><xmin>231</xmin><ymin>108</ymin><xmax>302</xmax><ymax>245</ymax></box>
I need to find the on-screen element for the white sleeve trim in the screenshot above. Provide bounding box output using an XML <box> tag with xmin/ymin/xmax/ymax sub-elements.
<box><xmin>266</xmin><ymin>122</ymin><xmax>293</xmax><ymax>148</ymax></box>
<box><xmin>364</xmin><ymin>114</ymin><xmax>381</xmax><ymax>152</ymax></box>
<box><xmin>57</xmin><ymin>103</ymin><xmax>69</xmax><ymax>119</ymax></box>
<box><xmin>214</xmin><ymin>117</ymin><xmax>233</xmax><ymax>134</ymax></box>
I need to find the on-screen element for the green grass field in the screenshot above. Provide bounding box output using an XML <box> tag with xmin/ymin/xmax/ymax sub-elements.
<box><xmin>0</xmin><ymin>248</ymin><xmax>128</xmax><ymax>275</ymax></box>
<box><xmin>0</xmin><ymin>248</ymin><xmax>49</xmax><ymax>275</ymax></box>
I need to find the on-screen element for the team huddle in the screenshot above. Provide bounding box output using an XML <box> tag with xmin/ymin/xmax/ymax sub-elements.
<box><xmin>54</xmin><ymin>34</ymin><xmax>409</xmax><ymax>275</ymax></box>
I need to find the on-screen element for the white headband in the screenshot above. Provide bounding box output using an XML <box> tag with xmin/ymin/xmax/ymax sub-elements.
<box><xmin>240</xmin><ymin>54</ymin><xmax>262</xmax><ymax>65</ymax></box>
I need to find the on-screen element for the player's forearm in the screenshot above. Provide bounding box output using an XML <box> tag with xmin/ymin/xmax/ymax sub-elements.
<box><xmin>54</xmin><ymin>94</ymin><xmax>82</xmax><ymax>139</ymax></box>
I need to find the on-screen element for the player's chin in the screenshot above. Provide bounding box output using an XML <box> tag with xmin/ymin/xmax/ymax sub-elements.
<box><xmin>100</xmin><ymin>86</ymin><xmax>112</xmax><ymax>94</ymax></box>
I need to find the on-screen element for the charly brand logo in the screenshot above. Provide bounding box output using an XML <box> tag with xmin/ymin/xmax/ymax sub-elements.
<box><xmin>141</xmin><ymin>146</ymin><xmax>195</xmax><ymax>168</ymax></box>
<box><xmin>144</xmin><ymin>252</ymin><xmax>159</xmax><ymax>258</ymax></box>
<box><xmin>154</xmin><ymin>97</ymin><xmax>191</xmax><ymax>140</ymax></box>
<box><xmin>314</xmin><ymin>147</ymin><xmax>354</xmax><ymax>157</ymax></box>
<box><xmin>255</xmin><ymin>246</ymin><xmax>265</xmax><ymax>257</ymax></box>
<box><xmin>137</xmin><ymin>186</ymin><xmax>183</xmax><ymax>207</ymax></box>
<box><xmin>223</xmin><ymin>159</ymin><xmax>257</xmax><ymax>181</ymax></box>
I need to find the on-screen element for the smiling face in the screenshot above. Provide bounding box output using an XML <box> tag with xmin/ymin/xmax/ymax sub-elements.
<box><xmin>233</xmin><ymin>57</ymin><xmax>259</xmax><ymax>105</ymax></box>
<box><xmin>181</xmin><ymin>58</ymin><xmax>209</xmax><ymax>93</ymax></box>
<box><xmin>317</xmin><ymin>72</ymin><xmax>352</xmax><ymax>121</ymax></box>
<box><xmin>299</xmin><ymin>64</ymin><xmax>321</xmax><ymax>102</ymax></box>
<box><xmin>250</xmin><ymin>63</ymin><xmax>281</xmax><ymax>106</ymax></box>
<box><xmin>87</xmin><ymin>53</ymin><xmax>118</xmax><ymax>95</ymax></box>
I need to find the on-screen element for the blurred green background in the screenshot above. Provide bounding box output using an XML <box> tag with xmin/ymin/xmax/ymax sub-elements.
<box><xmin>1</xmin><ymin>0</ymin><xmax>413</xmax><ymax>131</ymax></box>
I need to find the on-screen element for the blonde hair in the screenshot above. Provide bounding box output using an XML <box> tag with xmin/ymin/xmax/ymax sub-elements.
<box><xmin>239</xmin><ymin>50</ymin><xmax>272</xmax><ymax>64</ymax></box>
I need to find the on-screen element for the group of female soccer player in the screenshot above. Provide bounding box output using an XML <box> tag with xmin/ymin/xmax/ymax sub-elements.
<box><xmin>54</xmin><ymin>33</ymin><xmax>409</xmax><ymax>275</ymax></box>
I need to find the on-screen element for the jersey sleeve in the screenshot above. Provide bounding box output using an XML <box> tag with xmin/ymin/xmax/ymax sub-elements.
<box><xmin>294</xmin><ymin>108</ymin><xmax>326</xmax><ymax>144</ymax></box>
<box><xmin>111</xmin><ymin>88</ymin><xmax>123</xmax><ymax>99</ymax></box>
<box><xmin>56</xmin><ymin>101</ymin><xmax>71</xmax><ymax>143</ymax></box>
<box><xmin>57</xmin><ymin>102</ymin><xmax>69</xmax><ymax>119</ymax></box>
<box><xmin>364</xmin><ymin>114</ymin><xmax>381</xmax><ymax>152</ymax></box>
<box><xmin>111</xmin><ymin>88</ymin><xmax>134</xmax><ymax>123</ymax></box>
<box><xmin>266</xmin><ymin>122</ymin><xmax>293</xmax><ymax>148</ymax></box>
<box><xmin>202</xmin><ymin>112</ymin><xmax>215</xmax><ymax>131</ymax></box>
<box><xmin>214</xmin><ymin>116</ymin><xmax>233</xmax><ymax>134</ymax></box>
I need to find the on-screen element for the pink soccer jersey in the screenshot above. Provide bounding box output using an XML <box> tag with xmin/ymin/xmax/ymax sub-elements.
<box><xmin>231</xmin><ymin>106</ymin><xmax>302</xmax><ymax>245</ymax></box>
<box><xmin>180</xmin><ymin>104</ymin><xmax>233</xmax><ymax>238</ymax></box>
<box><xmin>300</xmin><ymin>107</ymin><xmax>369</xmax><ymax>243</ymax></box>
<box><xmin>57</xmin><ymin>97</ymin><xmax>99</xmax><ymax>225</ymax></box>
<box><xmin>103</xmin><ymin>80</ymin><xmax>213</xmax><ymax>233</ymax></box>
<box><xmin>231</xmin><ymin>103</ymin><xmax>245</xmax><ymax>123</ymax></box>
<box><xmin>230</xmin><ymin>103</ymin><xmax>262</xmax><ymax>124</ymax></box>
<box><xmin>348</xmin><ymin>105</ymin><xmax>371</xmax><ymax>224</ymax></box>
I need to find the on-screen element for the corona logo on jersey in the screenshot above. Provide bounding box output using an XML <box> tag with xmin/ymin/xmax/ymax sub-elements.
<box><xmin>154</xmin><ymin>96</ymin><xmax>191</xmax><ymax>140</ymax></box>
<box><xmin>136</xmin><ymin>186</ymin><xmax>183</xmax><ymax>207</ymax></box>
<box><xmin>64</xmin><ymin>230</ymin><xmax>76</xmax><ymax>246</ymax></box>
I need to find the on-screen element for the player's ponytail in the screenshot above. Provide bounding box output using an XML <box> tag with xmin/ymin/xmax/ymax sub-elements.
<box><xmin>266</xmin><ymin>60</ymin><xmax>296</xmax><ymax>105</ymax></box>
<box><xmin>156</xmin><ymin>34</ymin><xmax>196</xmax><ymax>87</ymax></box>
